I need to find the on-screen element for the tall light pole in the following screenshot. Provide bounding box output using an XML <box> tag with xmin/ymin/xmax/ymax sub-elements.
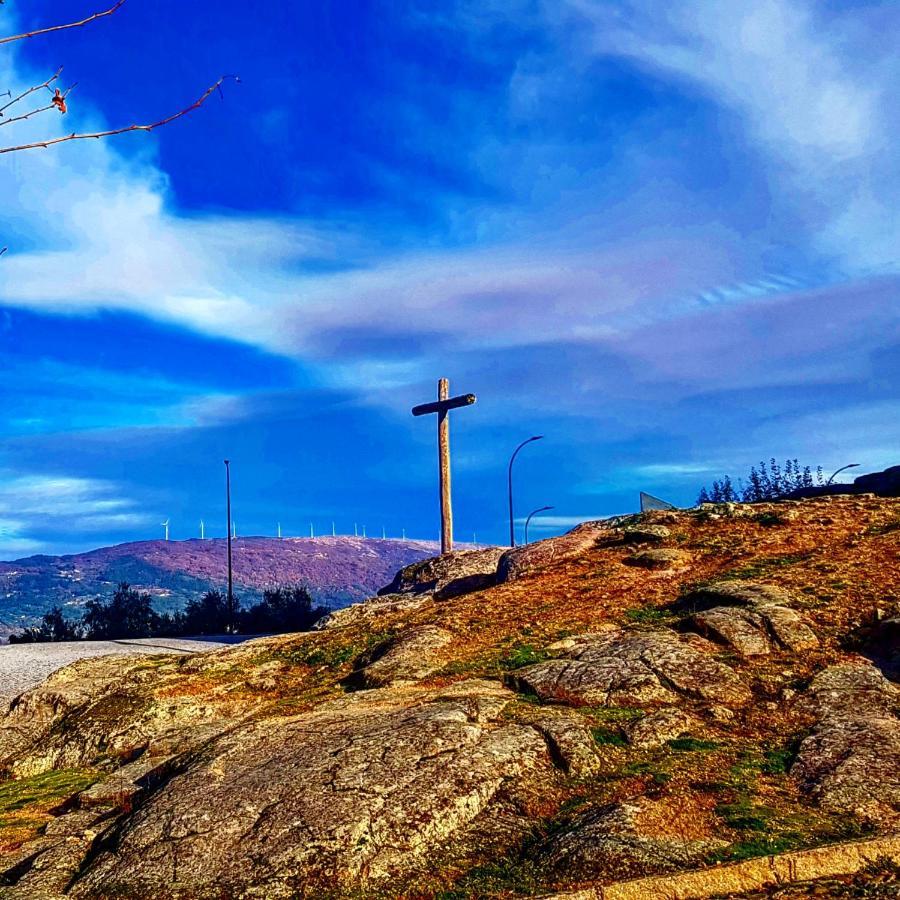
<box><xmin>224</xmin><ymin>459</ymin><xmax>234</xmax><ymax>632</ymax></box>
<box><xmin>508</xmin><ymin>435</ymin><xmax>543</xmax><ymax>547</ymax></box>
<box><xmin>826</xmin><ymin>463</ymin><xmax>860</xmax><ymax>485</ymax></box>
<box><xmin>524</xmin><ymin>505</ymin><xmax>554</xmax><ymax>545</ymax></box>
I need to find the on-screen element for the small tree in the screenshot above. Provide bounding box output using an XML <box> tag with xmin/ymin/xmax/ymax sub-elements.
<box><xmin>8</xmin><ymin>605</ymin><xmax>79</xmax><ymax>643</ymax></box>
<box><xmin>182</xmin><ymin>589</ymin><xmax>232</xmax><ymax>635</ymax></box>
<box><xmin>241</xmin><ymin>585</ymin><xmax>328</xmax><ymax>634</ymax></box>
<box><xmin>82</xmin><ymin>582</ymin><xmax>158</xmax><ymax>639</ymax></box>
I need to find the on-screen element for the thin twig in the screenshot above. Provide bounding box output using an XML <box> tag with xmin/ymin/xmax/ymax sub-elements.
<box><xmin>0</xmin><ymin>68</ymin><xmax>63</xmax><ymax>117</ymax></box>
<box><xmin>0</xmin><ymin>101</ymin><xmax>56</xmax><ymax>127</ymax></box>
<box><xmin>0</xmin><ymin>1</ymin><xmax>125</xmax><ymax>46</ymax></box>
<box><xmin>0</xmin><ymin>76</ymin><xmax>238</xmax><ymax>154</ymax></box>
<box><xmin>0</xmin><ymin>247</ymin><xmax>7</xmax><ymax>257</ymax></box>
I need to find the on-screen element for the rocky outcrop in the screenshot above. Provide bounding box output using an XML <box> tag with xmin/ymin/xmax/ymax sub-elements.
<box><xmin>377</xmin><ymin>546</ymin><xmax>505</xmax><ymax>600</ymax></box>
<box><xmin>497</xmin><ymin>521</ymin><xmax>609</xmax><ymax>583</ymax></box>
<box><xmin>68</xmin><ymin>681</ymin><xmax>557</xmax><ymax>897</ymax></box>
<box><xmin>625</xmin><ymin>708</ymin><xmax>703</xmax><ymax>749</ymax></box>
<box><xmin>690</xmin><ymin>604</ymin><xmax>818</xmax><ymax>657</ymax></box>
<box><xmin>678</xmin><ymin>581</ymin><xmax>796</xmax><ymax>612</ymax></box>
<box><xmin>346</xmin><ymin>625</ymin><xmax>453</xmax><ymax>688</ymax></box>
<box><xmin>792</xmin><ymin>663</ymin><xmax>900</xmax><ymax>826</ymax></box>
<box><xmin>854</xmin><ymin>465</ymin><xmax>900</xmax><ymax>497</ymax></box>
<box><xmin>622</xmin><ymin>525</ymin><xmax>671</xmax><ymax>545</ymax></box>
<box><xmin>537</xmin><ymin>796</ymin><xmax>725</xmax><ymax>881</ymax></box>
<box><xmin>315</xmin><ymin>591</ymin><xmax>434</xmax><ymax>629</ymax></box>
<box><xmin>505</xmin><ymin>629</ymin><xmax>751</xmax><ymax>708</ymax></box>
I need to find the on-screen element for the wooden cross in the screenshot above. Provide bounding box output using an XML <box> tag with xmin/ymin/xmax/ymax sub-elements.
<box><xmin>412</xmin><ymin>378</ymin><xmax>476</xmax><ymax>555</ymax></box>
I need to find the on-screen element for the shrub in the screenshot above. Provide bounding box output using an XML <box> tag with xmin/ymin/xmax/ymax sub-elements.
<box><xmin>697</xmin><ymin>458</ymin><xmax>824</xmax><ymax>505</ymax></box>
<box><xmin>82</xmin><ymin>583</ymin><xmax>159</xmax><ymax>640</ymax></box>
<box><xmin>8</xmin><ymin>606</ymin><xmax>79</xmax><ymax>644</ymax></box>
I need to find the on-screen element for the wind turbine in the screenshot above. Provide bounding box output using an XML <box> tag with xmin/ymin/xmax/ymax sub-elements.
<box><xmin>354</xmin><ymin>523</ymin><xmax>358</xmax><ymax>537</ymax></box>
<box><xmin>382</xmin><ymin>526</ymin><xmax>386</xmax><ymax>540</ymax></box>
<box><xmin>232</xmin><ymin>522</ymin><xmax>236</xmax><ymax>539</ymax></box>
<box><xmin>309</xmin><ymin>522</ymin><xmax>314</xmax><ymax>538</ymax></box>
<box><xmin>332</xmin><ymin>521</ymin><xmax>336</xmax><ymax>537</ymax></box>
<box><xmin>161</xmin><ymin>519</ymin><xmax>170</xmax><ymax>542</ymax></box>
<box><xmin>199</xmin><ymin>519</ymin><xmax>205</xmax><ymax>540</ymax></box>
<box><xmin>277</xmin><ymin>522</ymin><xmax>282</xmax><ymax>539</ymax></box>
<box><xmin>402</xmin><ymin>528</ymin><xmax>406</xmax><ymax>540</ymax></box>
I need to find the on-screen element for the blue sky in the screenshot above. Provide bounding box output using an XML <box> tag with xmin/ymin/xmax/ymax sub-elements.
<box><xmin>0</xmin><ymin>0</ymin><xmax>898</xmax><ymax>557</ymax></box>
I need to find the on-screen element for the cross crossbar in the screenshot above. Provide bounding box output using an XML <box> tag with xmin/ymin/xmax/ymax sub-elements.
<box><xmin>411</xmin><ymin>393</ymin><xmax>476</xmax><ymax>417</ymax></box>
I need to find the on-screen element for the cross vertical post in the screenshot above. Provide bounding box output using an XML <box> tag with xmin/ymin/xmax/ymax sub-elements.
<box><xmin>412</xmin><ymin>378</ymin><xmax>476</xmax><ymax>555</ymax></box>
<box><xmin>437</xmin><ymin>378</ymin><xmax>452</xmax><ymax>553</ymax></box>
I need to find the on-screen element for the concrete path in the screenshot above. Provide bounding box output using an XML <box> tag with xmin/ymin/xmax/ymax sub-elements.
<box><xmin>0</xmin><ymin>636</ymin><xmax>251</xmax><ymax>705</ymax></box>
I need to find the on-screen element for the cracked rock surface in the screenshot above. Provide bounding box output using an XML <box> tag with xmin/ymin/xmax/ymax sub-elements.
<box><xmin>505</xmin><ymin>629</ymin><xmax>751</xmax><ymax>708</ymax></box>
<box><xmin>347</xmin><ymin>625</ymin><xmax>454</xmax><ymax>688</ymax></box>
<box><xmin>71</xmin><ymin>681</ymin><xmax>556</xmax><ymax>897</ymax></box>
<box><xmin>792</xmin><ymin>662</ymin><xmax>900</xmax><ymax>827</ymax></box>
<box><xmin>497</xmin><ymin>521</ymin><xmax>609</xmax><ymax>583</ymax></box>
<box><xmin>536</xmin><ymin>796</ymin><xmax>726</xmax><ymax>881</ymax></box>
<box><xmin>378</xmin><ymin>547</ymin><xmax>506</xmax><ymax>600</ymax></box>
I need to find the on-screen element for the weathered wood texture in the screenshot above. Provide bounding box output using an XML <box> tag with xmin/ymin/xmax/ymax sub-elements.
<box><xmin>438</xmin><ymin>378</ymin><xmax>452</xmax><ymax>555</ymax></box>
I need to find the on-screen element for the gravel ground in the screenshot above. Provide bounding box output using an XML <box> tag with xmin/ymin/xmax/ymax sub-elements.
<box><xmin>0</xmin><ymin>636</ymin><xmax>250</xmax><ymax>705</ymax></box>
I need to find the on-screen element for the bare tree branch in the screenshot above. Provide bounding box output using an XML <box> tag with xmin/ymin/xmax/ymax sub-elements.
<box><xmin>0</xmin><ymin>1</ymin><xmax>125</xmax><ymax>46</ymax></box>
<box><xmin>0</xmin><ymin>68</ymin><xmax>64</xmax><ymax>118</ymax></box>
<box><xmin>0</xmin><ymin>76</ymin><xmax>238</xmax><ymax>154</ymax></box>
<box><xmin>0</xmin><ymin>247</ymin><xmax>7</xmax><ymax>257</ymax></box>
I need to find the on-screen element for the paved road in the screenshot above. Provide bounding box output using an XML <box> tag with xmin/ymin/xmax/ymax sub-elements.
<box><xmin>0</xmin><ymin>636</ymin><xmax>250</xmax><ymax>705</ymax></box>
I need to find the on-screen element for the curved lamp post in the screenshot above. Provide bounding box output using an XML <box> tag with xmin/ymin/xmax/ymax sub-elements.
<box><xmin>826</xmin><ymin>463</ymin><xmax>860</xmax><ymax>486</ymax></box>
<box><xmin>524</xmin><ymin>505</ymin><xmax>554</xmax><ymax>545</ymax></box>
<box><xmin>508</xmin><ymin>435</ymin><xmax>543</xmax><ymax>547</ymax></box>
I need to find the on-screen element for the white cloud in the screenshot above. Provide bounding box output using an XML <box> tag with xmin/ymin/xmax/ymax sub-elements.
<box><xmin>547</xmin><ymin>0</ymin><xmax>900</xmax><ymax>272</ymax></box>
<box><xmin>0</xmin><ymin>473</ymin><xmax>147</xmax><ymax>557</ymax></box>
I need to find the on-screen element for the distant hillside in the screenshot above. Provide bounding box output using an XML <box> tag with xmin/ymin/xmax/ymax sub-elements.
<box><xmin>0</xmin><ymin>536</ymin><xmax>438</xmax><ymax>640</ymax></box>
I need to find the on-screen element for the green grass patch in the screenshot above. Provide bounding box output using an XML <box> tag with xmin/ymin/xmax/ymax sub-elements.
<box><xmin>721</xmin><ymin>552</ymin><xmax>812</xmax><ymax>581</ymax></box>
<box><xmin>865</xmin><ymin>518</ymin><xmax>900</xmax><ymax>537</ymax></box>
<box><xmin>667</xmin><ymin>736</ymin><xmax>721</xmax><ymax>752</ymax></box>
<box><xmin>623</xmin><ymin>606</ymin><xmax>677</xmax><ymax>625</ymax></box>
<box><xmin>498</xmin><ymin>643</ymin><xmax>550</xmax><ymax>670</ymax></box>
<box><xmin>590</xmin><ymin>726</ymin><xmax>627</xmax><ymax>747</ymax></box>
<box><xmin>0</xmin><ymin>768</ymin><xmax>99</xmax><ymax>818</ymax></box>
<box><xmin>707</xmin><ymin>833</ymin><xmax>803</xmax><ymax>863</ymax></box>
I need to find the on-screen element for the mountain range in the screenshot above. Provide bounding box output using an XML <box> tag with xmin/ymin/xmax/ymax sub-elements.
<box><xmin>0</xmin><ymin>536</ymin><xmax>438</xmax><ymax>641</ymax></box>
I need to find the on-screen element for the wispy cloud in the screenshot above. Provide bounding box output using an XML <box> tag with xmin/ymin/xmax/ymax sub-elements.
<box><xmin>0</xmin><ymin>473</ymin><xmax>147</xmax><ymax>558</ymax></box>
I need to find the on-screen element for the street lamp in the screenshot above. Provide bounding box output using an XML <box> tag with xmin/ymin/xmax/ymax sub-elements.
<box><xmin>524</xmin><ymin>505</ymin><xmax>554</xmax><ymax>545</ymax></box>
<box><xmin>826</xmin><ymin>463</ymin><xmax>860</xmax><ymax>486</ymax></box>
<box><xmin>224</xmin><ymin>459</ymin><xmax>235</xmax><ymax>632</ymax></box>
<box><xmin>508</xmin><ymin>435</ymin><xmax>544</xmax><ymax>547</ymax></box>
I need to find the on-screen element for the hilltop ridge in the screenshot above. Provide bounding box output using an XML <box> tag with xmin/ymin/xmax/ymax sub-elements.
<box><xmin>0</xmin><ymin>536</ymin><xmax>440</xmax><ymax>639</ymax></box>
<box><xmin>0</xmin><ymin>495</ymin><xmax>898</xmax><ymax>897</ymax></box>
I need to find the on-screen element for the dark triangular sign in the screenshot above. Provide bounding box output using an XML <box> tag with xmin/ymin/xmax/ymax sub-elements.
<box><xmin>640</xmin><ymin>491</ymin><xmax>677</xmax><ymax>512</ymax></box>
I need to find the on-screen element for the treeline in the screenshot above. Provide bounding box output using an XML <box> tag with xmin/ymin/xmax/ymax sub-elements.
<box><xmin>9</xmin><ymin>583</ymin><xmax>328</xmax><ymax>644</ymax></box>
<box><xmin>697</xmin><ymin>458</ymin><xmax>825</xmax><ymax>505</ymax></box>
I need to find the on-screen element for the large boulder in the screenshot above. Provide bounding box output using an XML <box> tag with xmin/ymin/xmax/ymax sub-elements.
<box><xmin>345</xmin><ymin>625</ymin><xmax>454</xmax><ymax>688</ymax></box>
<box><xmin>497</xmin><ymin>521</ymin><xmax>609</xmax><ymax>583</ymax></box>
<box><xmin>505</xmin><ymin>629</ymin><xmax>751</xmax><ymax>709</ymax></box>
<box><xmin>690</xmin><ymin>604</ymin><xmax>818</xmax><ymax>657</ymax></box>
<box><xmin>677</xmin><ymin>581</ymin><xmax>796</xmax><ymax>612</ymax></box>
<box><xmin>536</xmin><ymin>796</ymin><xmax>725</xmax><ymax>881</ymax></box>
<box><xmin>792</xmin><ymin>663</ymin><xmax>900</xmax><ymax>827</ymax></box>
<box><xmin>378</xmin><ymin>546</ymin><xmax>505</xmax><ymax>600</ymax></box>
<box><xmin>68</xmin><ymin>681</ymin><xmax>556</xmax><ymax>897</ymax></box>
<box><xmin>854</xmin><ymin>465</ymin><xmax>900</xmax><ymax>497</ymax></box>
